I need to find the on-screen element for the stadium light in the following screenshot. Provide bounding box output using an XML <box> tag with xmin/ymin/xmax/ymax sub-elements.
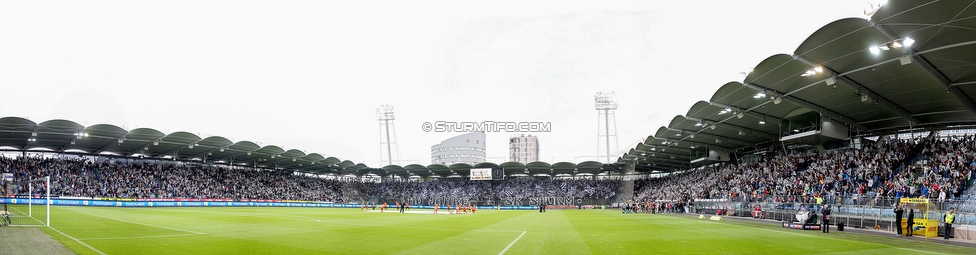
<box><xmin>903</xmin><ymin>37</ymin><xmax>915</xmax><ymax>47</ymax></box>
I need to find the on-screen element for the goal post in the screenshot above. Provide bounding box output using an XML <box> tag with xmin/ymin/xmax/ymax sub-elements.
<box><xmin>4</xmin><ymin>176</ymin><xmax>50</xmax><ymax>227</ymax></box>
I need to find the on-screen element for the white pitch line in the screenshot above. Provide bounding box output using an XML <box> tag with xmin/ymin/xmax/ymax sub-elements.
<box><xmin>498</xmin><ymin>231</ymin><xmax>527</xmax><ymax>255</ymax></box>
<box><xmin>79</xmin><ymin>233</ymin><xmax>204</xmax><ymax>241</ymax></box>
<box><xmin>77</xmin><ymin>211</ymin><xmax>205</xmax><ymax>235</ymax></box>
<box><xmin>697</xmin><ymin>219</ymin><xmax>942</xmax><ymax>255</ymax></box>
<box><xmin>48</xmin><ymin>226</ymin><xmax>107</xmax><ymax>255</ymax></box>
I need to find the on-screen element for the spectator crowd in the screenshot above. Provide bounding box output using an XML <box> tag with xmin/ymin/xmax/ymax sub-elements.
<box><xmin>4</xmin><ymin>134</ymin><xmax>974</xmax><ymax>207</ymax></box>
<box><xmin>0</xmin><ymin>156</ymin><xmax>617</xmax><ymax>204</ymax></box>
<box><xmin>0</xmin><ymin>157</ymin><xmax>344</xmax><ymax>202</ymax></box>
<box><xmin>634</xmin><ymin>134</ymin><xmax>976</xmax><ymax>208</ymax></box>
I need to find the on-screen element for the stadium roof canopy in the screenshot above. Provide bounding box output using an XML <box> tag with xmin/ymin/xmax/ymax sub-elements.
<box><xmin>0</xmin><ymin>117</ymin><xmax>623</xmax><ymax>177</ymax></box>
<box><xmin>619</xmin><ymin>1</ymin><xmax>976</xmax><ymax>173</ymax></box>
<box><xmin>0</xmin><ymin>117</ymin><xmax>344</xmax><ymax>175</ymax></box>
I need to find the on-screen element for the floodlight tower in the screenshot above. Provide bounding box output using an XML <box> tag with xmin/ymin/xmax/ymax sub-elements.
<box><xmin>595</xmin><ymin>92</ymin><xmax>619</xmax><ymax>164</ymax></box>
<box><xmin>377</xmin><ymin>105</ymin><xmax>400</xmax><ymax>166</ymax></box>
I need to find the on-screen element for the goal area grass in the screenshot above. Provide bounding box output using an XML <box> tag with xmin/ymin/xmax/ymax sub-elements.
<box><xmin>29</xmin><ymin>206</ymin><xmax>975</xmax><ymax>254</ymax></box>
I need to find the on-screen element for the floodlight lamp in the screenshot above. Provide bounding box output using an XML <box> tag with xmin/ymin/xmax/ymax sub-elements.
<box><xmin>753</xmin><ymin>92</ymin><xmax>766</xmax><ymax>99</ymax></box>
<box><xmin>759</xmin><ymin>119</ymin><xmax>766</xmax><ymax>125</ymax></box>
<box><xmin>689</xmin><ymin>134</ymin><xmax>695</xmax><ymax>139</ymax></box>
<box><xmin>710</xmin><ymin>125</ymin><xmax>716</xmax><ymax>130</ymax></box>
<box><xmin>869</xmin><ymin>46</ymin><xmax>880</xmax><ymax>55</ymax></box>
<box><xmin>879</xmin><ymin>45</ymin><xmax>890</xmax><ymax>51</ymax></box>
<box><xmin>736</xmin><ymin>112</ymin><xmax>744</xmax><ymax>119</ymax></box>
<box><xmin>772</xmin><ymin>97</ymin><xmax>782</xmax><ymax>105</ymax></box>
<box><xmin>814</xmin><ymin>66</ymin><xmax>824</xmax><ymax>73</ymax></box>
<box><xmin>903</xmin><ymin>37</ymin><xmax>914</xmax><ymax>47</ymax></box>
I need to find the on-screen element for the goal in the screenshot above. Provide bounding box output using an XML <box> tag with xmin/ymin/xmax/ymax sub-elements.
<box><xmin>2</xmin><ymin>176</ymin><xmax>50</xmax><ymax>227</ymax></box>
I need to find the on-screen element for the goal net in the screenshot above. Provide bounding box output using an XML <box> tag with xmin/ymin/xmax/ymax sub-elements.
<box><xmin>2</xmin><ymin>176</ymin><xmax>50</xmax><ymax>227</ymax></box>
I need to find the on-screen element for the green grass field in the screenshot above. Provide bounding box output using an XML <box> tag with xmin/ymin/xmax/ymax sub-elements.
<box><xmin>23</xmin><ymin>206</ymin><xmax>974</xmax><ymax>254</ymax></box>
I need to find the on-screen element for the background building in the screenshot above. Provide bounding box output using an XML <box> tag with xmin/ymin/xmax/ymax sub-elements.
<box><xmin>509</xmin><ymin>134</ymin><xmax>539</xmax><ymax>164</ymax></box>
<box><xmin>430</xmin><ymin>132</ymin><xmax>486</xmax><ymax>165</ymax></box>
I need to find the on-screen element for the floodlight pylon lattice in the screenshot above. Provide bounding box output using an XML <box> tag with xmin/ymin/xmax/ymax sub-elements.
<box><xmin>595</xmin><ymin>92</ymin><xmax>619</xmax><ymax>164</ymax></box>
<box><xmin>377</xmin><ymin>105</ymin><xmax>400</xmax><ymax>167</ymax></box>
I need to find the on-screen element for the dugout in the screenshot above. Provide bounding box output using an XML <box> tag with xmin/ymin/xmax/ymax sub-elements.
<box><xmin>900</xmin><ymin>198</ymin><xmax>939</xmax><ymax>238</ymax></box>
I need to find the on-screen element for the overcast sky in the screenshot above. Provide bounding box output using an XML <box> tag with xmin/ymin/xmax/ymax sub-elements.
<box><xmin>0</xmin><ymin>0</ymin><xmax>866</xmax><ymax>166</ymax></box>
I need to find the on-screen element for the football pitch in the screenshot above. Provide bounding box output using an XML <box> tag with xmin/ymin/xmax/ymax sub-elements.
<box><xmin>24</xmin><ymin>206</ymin><xmax>975</xmax><ymax>254</ymax></box>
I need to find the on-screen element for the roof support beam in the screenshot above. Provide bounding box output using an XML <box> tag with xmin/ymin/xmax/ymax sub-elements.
<box><xmin>95</xmin><ymin>131</ymin><xmax>130</xmax><ymax>155</ymax></box>
<box><xmin>873</xmin><ymin>24</ymin><xmax>976</xmax><ymax>116</ymax></box>
<box><xmin>792</xmin><ymin>54</ymin><xmax>923</xmax><ymax>124</ymax></box>
<box><xmin>739</xmin><ymin>82</ymin><xmax>867</xmax><ymax>130</ymax></box>
<box><xmin>683</xmin><ymin>116</ymin><xmax>777</xmax><ymax>138</ymax></box>
<box><xmin>639</xmin><ymin>160</ymin><xmax>687</xmax><ymax>170</ymax></box>
<box><xmin>666</xmin><ymin>128</ymin><xmax>750</xmax><ymax>149</ymax></box>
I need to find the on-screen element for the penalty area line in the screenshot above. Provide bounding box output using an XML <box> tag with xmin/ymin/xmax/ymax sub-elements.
<box><xmin>78</xmin><ymin>233</ymin><xmax>205</xmax><ymax>241</ymax></box>
<box><xmin>76</xmin><ymin>211</ymin><xmax>205</xmax><ymax>235</ymax></box>
<box><xmin>498</xmin><ymin>231</ymin><xmax>526</xmax><ymax>255</ymax></box>
<box><xmin>48</xmin><ymin>226</ymin><xmax>107</xmax><ymax>255</ymax></box>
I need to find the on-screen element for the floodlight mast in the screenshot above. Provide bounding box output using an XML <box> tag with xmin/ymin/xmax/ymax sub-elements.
<box><xmin>595</xmin><ymin>92</ymin><xmax>618</xmax><ymax>164</ymax></box>
<box><xmin>377</xmin><ymin>105</ymin><xmax>396</xmax><ymax>166</ymax></box>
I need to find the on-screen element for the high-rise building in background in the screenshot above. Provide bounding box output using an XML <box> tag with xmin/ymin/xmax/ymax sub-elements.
<box><xmin>431</xmin><ymin>132</ymin><xmax>486</xmax><ymax>165</ymax></box>
<box><xmin>509</xmin><ymin>134</ymin><xmax>539</xmax><ymax>164</ymax></box>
